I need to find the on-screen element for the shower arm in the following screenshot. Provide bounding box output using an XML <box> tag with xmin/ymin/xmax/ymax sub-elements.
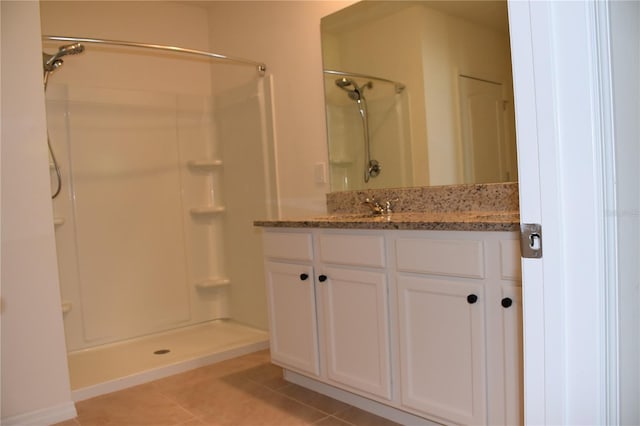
<box><xmin>42</xmin><ymin>35</ymin><xmax>267</xmax><ymax>75</ymax></box>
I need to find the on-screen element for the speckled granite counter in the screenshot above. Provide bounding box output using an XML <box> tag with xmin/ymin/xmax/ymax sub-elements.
<box><xmin>326</xmin><ymin>182</ymin><xmax>519</xmax><ymax>214</ymax></box>
<box><xmin>254</xmin><ymin>182</ymin><xmax>520</xmax><ymax>231</ymax></box>
<box><xmin>254</xmin><ymin>211</ymin><xmax>519</xmax><ymax>231</ymax></box>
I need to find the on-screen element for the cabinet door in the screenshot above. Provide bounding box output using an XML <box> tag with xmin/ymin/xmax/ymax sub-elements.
<box><xmin>320</xmin><ymin>266</ymin><xmax>392</xmax><ymax>400</ymax></box>
<box><xmin>264</xmin><ymin>261</ymin><xmax>319</xmax><ymax>376</ymax></box>
<box><xmin>499</xmin><ymin>285</ymin><xmax>523</xmax><ymax>426</ymax></box>
<box><xmin>397</xmin><ymin>275</ymin><xmax>487</xmax><ymax>425</ymax></box>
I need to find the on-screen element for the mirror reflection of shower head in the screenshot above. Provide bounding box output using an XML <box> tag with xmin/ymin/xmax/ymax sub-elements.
<box><xmin>335</xmin><ymin>77</ymin><xmax>372</xmax><ymax>101</ymax></box>
<box><xmin>43</xmin><ymin>43</ymin><xmax>85</xmax><ymax>74</ymax></box>
<box><xmin>335</xmin><ymin>77</ymin><xmax>355</xmax><ymax>90</ymax></box>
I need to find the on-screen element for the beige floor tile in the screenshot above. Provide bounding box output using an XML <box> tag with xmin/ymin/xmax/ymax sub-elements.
<box><xmin>196</xmin><ymin>384</ymin><xmax>327</xmax><ymax>426</ymax></box>
<box><xmin>313</xmin><ymin>416</ymin><xmax>354</xmax><ymax>426</ymax></box>
<box><xmin>160</xmin><ymin>375</ymin><xmax>265</xmax><ymax>418</ymax></box>
<box><xmin>175</xmin><ymin>419</ymin><xmax>209</xmax><ymax>426</ymax></box>
<box><xmin>225</xmin><ymin>361</ymin><xmax>289</xmax><ymax>390</ymax></box>
<box><xmin>74</xmin><ymin>385</ymin><xmax>194</xmax><ymax>426</ymax></box>
<box><xmin>277</xmin><ymin>383</ymin><xmax>352</xmax><ymax>416</ymax></box>
<box><xmin>52</xmin><ymin>419</ymin><xmax>80</xmax><ymax>426</ymax></box>
<box><xmin>151</xmin><ymin>350</ymin><xmax>272</xmax><ymax>394</ymax></box>
<box><xmin>333</xmin><ymin>406</ymin><xmax>402</xmax><ymax>426</ymax></box>
<box><xmin>56</xmin><ymin>351</ymin><xmax>406</xmax><ymax>426</ymax></box>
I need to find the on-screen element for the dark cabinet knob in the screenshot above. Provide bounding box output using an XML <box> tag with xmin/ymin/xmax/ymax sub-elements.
<box><xmin>299</xmin><ymin>273</ymin><xmax>309</xmax><ymax>281</ymax></box>
<box><xmin>501</xmin><ymin>297</ymin><xmax>513</xmax><ymax>308</ymax></box>
<box><xmin>318</xmin><ymin>275</ymin><xmax>327</xmax><ymax>282</ymax></box>
<box><xmin>467</xmin><ymin>294</ymin><xmax>478</xmax><ymax>304</ymax></box>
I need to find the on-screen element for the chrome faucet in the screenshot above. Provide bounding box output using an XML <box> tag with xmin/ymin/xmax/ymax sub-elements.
<box><xmin>362</xmin><ymin>197</ymin><xmax>396</xmax><ymax>215</ymax></box>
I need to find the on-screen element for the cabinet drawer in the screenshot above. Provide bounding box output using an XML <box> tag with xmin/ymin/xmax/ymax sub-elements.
<box><xmin>318</xmin><ymin>233</ymin><xmax>386</xmax><ymax>268</ymax></box>
<box><xmin>262</xmin><ymin>231</ymin><xmax>313</xmax><ymax>261</ymax></box>
<box><xmin>395</xmin><ymin>238</ymin><xmax>485</xmax><ymax>279</ymax></box>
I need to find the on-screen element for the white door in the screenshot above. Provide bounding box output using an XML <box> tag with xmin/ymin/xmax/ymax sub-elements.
<box><xmin>458</xmin><ymin>76</ymin><xmax>509</xmax><ymax>184</ymax></box>
<box><xmin>319</xmin><ymin>266</ymin><xmax>392</xmax><ymax>400</ymax></box>
<box><xmin>396</xmin><ymin>275</ymin><xmax>487</xmax><ymax>425</ymax></box>
<box><xmin>264</xmin><ymin>261</ymin><xmax>320</xmax><ymax>376</ymax></box>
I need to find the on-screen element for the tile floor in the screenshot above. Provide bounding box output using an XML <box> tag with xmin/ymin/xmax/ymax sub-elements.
<box><xmin>54</xmin><ymin>350</ymin><xmax>401</xmax><ymax>426</ymax></box>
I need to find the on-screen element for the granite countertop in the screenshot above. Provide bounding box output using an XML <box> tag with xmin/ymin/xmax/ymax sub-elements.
<box><xmin>253</xmin><ymin>210</ymin><xmax>520</xmax><ymax>232</ymax></box>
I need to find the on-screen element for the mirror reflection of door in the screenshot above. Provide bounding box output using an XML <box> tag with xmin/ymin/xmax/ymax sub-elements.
<box><xmin>458</xmin><ymin>75</ymin><xmax>514</xmax><ymax>184</ymax></box>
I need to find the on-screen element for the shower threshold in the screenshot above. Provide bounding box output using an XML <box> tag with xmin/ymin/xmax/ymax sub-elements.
<box><xmin>68</xmin><ymin>319</ymin><xmax>269</xmax><ymax>401</ymax></box>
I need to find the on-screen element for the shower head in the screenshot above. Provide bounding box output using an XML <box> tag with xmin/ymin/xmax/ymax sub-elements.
<box><xmin>335</xmin><ymin>77</ymin><xmax>372</xmax><ymax>101</ymax></box>
<box><xmin>336</xmin><ymin>77</ymin><xmax>355</xmax><ymax>90</ymax></box>
<box><xmin>43</xmin><ymin>43</ymin><xmax>85</xmax><ymax>73</ymax></box>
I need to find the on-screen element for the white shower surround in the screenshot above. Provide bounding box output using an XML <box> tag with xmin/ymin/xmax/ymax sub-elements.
<box><xmin>47</xmin><ymin>80</ymin><xmax>274</xmax><ymax>350</ymax></box>
<box><xmin>41</xmin><ymin>2</ymin><xmax>276</xmax><ymax>352</ymax></box>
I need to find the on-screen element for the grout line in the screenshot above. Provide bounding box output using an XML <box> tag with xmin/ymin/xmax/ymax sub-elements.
<box><xmin>312</xmin><ymin>414</ymin><xmax>358</xmax><ymax>426</ymax></box>
<box><xmin>249</xmin><ymin>378</ymin><xmax>336</xmax><ymax>416</ymax></box>
<box><xmin>312</xmin><ymin>414</ymin><xmax>332</xmax><ymax>424</ymax></box>
<box><xmin>252</xmin><ymin>376</ymin><xmax>357</xmax><ymax>421</ymax></box>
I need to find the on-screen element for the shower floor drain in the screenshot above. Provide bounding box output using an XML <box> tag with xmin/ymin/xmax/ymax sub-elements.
<box><xmin>153</xmin><ymin>349</ymin><xmax>171</xmax><ymax>355</ymax></box>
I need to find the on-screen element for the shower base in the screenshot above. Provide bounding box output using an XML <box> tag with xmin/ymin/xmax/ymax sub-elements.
<box><xmin>68</xmin><ymin>319</ymin><xmax>269</xmax><ymax>401</ymax></box>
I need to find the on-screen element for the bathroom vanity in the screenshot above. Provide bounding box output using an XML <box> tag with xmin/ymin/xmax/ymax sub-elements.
<box><xmin>254</xmin><ymin>183</ymin><xmax>523</xmax><ymax>426</ymax></box>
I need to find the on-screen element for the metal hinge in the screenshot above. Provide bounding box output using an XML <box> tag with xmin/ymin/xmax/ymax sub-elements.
<box><xmin>520</xmin><ymin>223</ymin><xmax>543</xmax><ymax>258</ymax></box>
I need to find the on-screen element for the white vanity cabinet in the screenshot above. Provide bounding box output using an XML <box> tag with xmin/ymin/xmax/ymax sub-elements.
<box><xmin>394</xmin><ymin>231</ymin><xmax>523</xmax><ymax>425</ymax></box>
<box><xmin>261</xmin><ymin>227</ymin><xmax>522</xmax><ymax>426</ymax></box>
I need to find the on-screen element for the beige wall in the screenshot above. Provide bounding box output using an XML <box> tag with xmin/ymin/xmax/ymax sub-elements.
<box><xmin>1</xmin><ymin>1</ymin><xmax>76</xmax><ymax>423</ymax></box>
<box><xmin>40</xmin><ymin>1</ymin><xmax>213</xmax><ymax>95</ymax></box>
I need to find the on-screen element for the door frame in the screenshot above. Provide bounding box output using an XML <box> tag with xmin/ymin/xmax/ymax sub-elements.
<box><xmin>509</xmin><ymin>1</ymin><xmax>615</xmax><ymax>424</ymax></box>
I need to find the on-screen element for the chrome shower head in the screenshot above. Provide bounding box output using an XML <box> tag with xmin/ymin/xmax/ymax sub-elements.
<box><xmin>43</xmin><ymin>43</ymin><xmax>85</xmax><ymax>73</ymax></box>
<box><xmin>335</xmin><ymin>77</ymin><xmax>372</xmax><ymax>101</ymax></box>
<box><xmin>335</xmin><ymin>77</ymin><xmax>354</xmax><ymax>89</ymax></box>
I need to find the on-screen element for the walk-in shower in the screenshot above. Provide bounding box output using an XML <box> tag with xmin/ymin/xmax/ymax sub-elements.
<box><xmin>42</xmin><ymin>34</ymin><xmax>276</xmax><ymax>400</ymax></box>
<box><xmin>334</xmin><ymin>76</ymin><xmax>380</xmax><ymax>183</ymax></box>
<box><xmin>324</xmin><ymin>69</ymin><xmax>410</xmax><ymax>191</ymax></box>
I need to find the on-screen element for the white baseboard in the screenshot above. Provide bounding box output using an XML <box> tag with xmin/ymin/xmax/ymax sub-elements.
<box><xmin>1</xmin><ymin>401</ymin><xmax>77</xmax><ymax>426</ymax></box>
<box><xmin>283</xmin><ymin>370</ymin><xmax>441</xmax><ymax>426</ymax></box>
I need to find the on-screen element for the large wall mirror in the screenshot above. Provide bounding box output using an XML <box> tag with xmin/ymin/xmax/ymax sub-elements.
<box><xmin>321</xmin><ymin>0</ymin><xmax>517</xmax><ymax>192</ymax></box>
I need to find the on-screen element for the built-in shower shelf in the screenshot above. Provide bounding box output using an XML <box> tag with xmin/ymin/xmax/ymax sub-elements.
<box><xmin>62</xmin><ymin>301</ymin><xmax>73</xmax><ymax>314</ymax></box>
<box><xmin>187</xmin><ymin>160</ymin><xmax>223</xmax><ymax>170</ymax></box>
<box><xmin>53</xmin><ymin>217</ymin><xmax>65</xmax><ymax>227</ymax></box>
<box><xmin>195</xmin><ymin>277</ymin><xmax>231</xmax><ymax>289</ymax></box>
<box><xmin>189</xmin><ymin>206</ymin><xmax>226</xmax><ymax>216</ymax></box>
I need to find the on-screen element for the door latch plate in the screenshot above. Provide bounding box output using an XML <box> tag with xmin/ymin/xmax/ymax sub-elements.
<box><xmin>520</xmin><ymin>223</ymin><xmax>542</xmax><ymax>258</ymax></box>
